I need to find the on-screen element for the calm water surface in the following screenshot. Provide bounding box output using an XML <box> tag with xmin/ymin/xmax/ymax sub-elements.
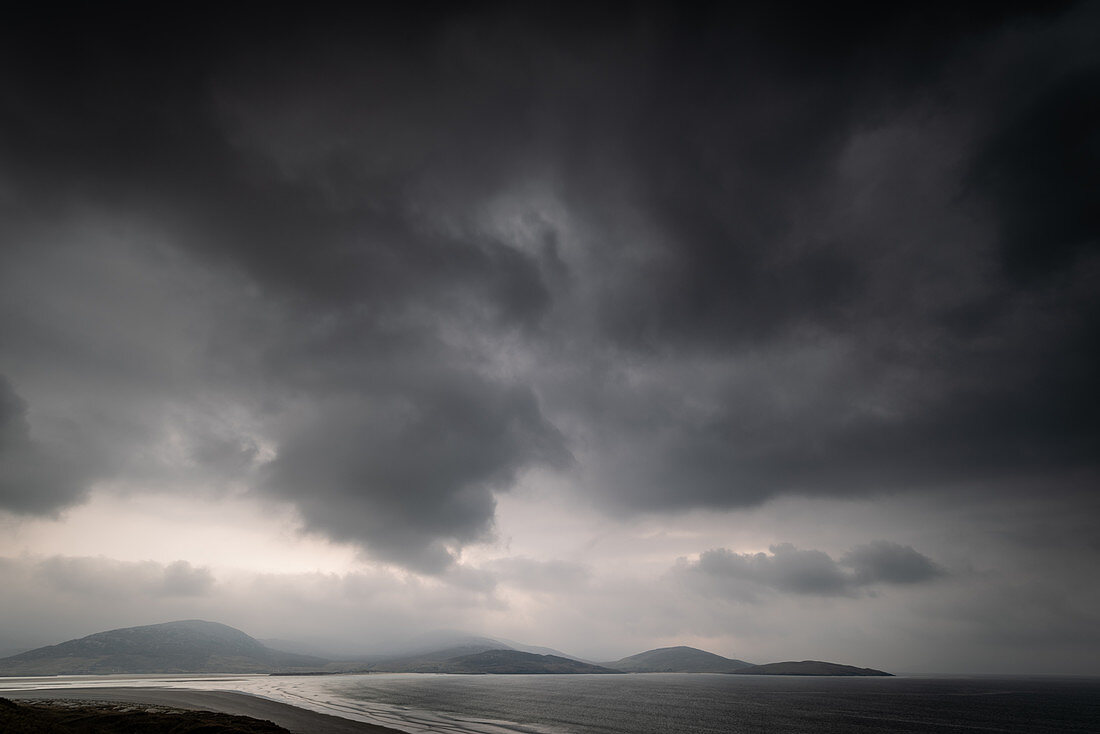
<box><xmin>3</xmin><ymin>672</ymin><xmax>1099</xmax><ymax>733</ymax></box>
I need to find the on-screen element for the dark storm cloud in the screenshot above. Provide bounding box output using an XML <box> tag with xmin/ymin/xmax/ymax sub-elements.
<box><xmin>578</xmin><ymin>3</ymin><xmax>1081</xmax><ymax>350</ymax></box>
<box><xmin>263</xmin><ymin>378</ymin><xmax>569</xmax><ymax>572</ymax></box>
<box><xmin>684</xmin><ymin>541</ymin><xmax>943</xmax><ymax>599</ymax></box>
<box><xmin>562</xmin><ymin>2</ymin><xmax>1100</xmax><ymax>514</ymax></box>
<box><xmin>970</xmin><ymin>67</ymin><xmax>1100</xmax><ymax>282</ymax></box>
<box><xmin>0</xmin><ymin>376</ymin><xmax>92</xmax><ymax>514</ymax></box>
<box><xmin>1</xmin><ymin>4</ymin><xmax>1097</xmax><ymax>570</ymax></box>
<box><xmin>0</xmin><ymin>7</ymin><xmax>574</xmax><ymax>568</ymax></box>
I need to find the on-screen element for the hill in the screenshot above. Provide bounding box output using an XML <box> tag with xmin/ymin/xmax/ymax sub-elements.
<box><xmin>364</xmin><ymin>647</ymin><xmax>619</xmax><ymax>674</ymax></box>
<box><xmin>353</xmin><ymin>632</ymin><xmax>588</xmax><ymax>673</ymax></box>
<box><xmin>0</xmin><ymin>620</ymin><xmax>326</xmax><ymax>675</ymax></box>
<box><xmin>494</xmin><ymin>637</ymin><xmax>587</xmax><ymax>661</ymax></box>
<box><xmin>430</xmin><ymin>649</ymin><xmax>622</xmax><ymax>674</ymax></box>
<box><xmin>732</xmin><ymin>660</ymin><xmax>892</xmax><ymax>676</ymax></box>
<box><xmin>366</xmin><ymin>630</ymin><xmax>583</xmax><ymax>663</ymax></box>
<box><xmin>604</xmin><ymin>646</ymin><xmax>752</xmax><ymax>673</ymax></box>
<box><xmin>354</xmin><ymin>641</ymin><xmax>509</xmax><ymax>673</ymax></box>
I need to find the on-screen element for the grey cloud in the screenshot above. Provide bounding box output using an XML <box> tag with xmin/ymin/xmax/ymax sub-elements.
<box><xmin>264</xmin><ymin>379</ymin><xmax>569</xmax><ymax>573</ymax></box>
<box><xmin>685</xmin><ymin>541</ymin><xmax>943</xmax><ymax>599</ymax></box>
<box><xmin>486</xmin><ymin>557</ymin><xmax>591</xmax><ymax>593</ymax></box>
<box><xmin>690</xmin><ymin>544</ymin><xmax>853</xmax><ymax>599</ymax></box>
<box><xmin>440</xmin><ymin>564</ymin><xmax>499</xmax><ymax>595</ymax></box>
<box><xmin>189</xmin><ymin>435</ymin><xmax>260</xmax><ymax>477</ymax></box>
<box><xmin>161</xmin><ymin>560</ymin><xmax>216</xmax><ymax>597</ymax></box>
<box><xmin>842</xmin><ymin>540</ymin><xmax>945</xmax><ymax>585</ymax></box>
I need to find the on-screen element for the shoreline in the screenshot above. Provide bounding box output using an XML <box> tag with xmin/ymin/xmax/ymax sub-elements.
<box><xmin>1</xmin><ymin>687</ymin><xmax>408</xmax><ymax>734</ymax></box>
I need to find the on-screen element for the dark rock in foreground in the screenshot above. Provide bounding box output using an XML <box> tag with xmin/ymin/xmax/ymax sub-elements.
<box><xmin>0</xmin><ymin>697</ymin><xmax>291</xmax><ymax>733</ymax></box>
<box><xmin>732</xmin><ymin>660</ymin><xmax>892</xmax><ymax>676</ymax></box>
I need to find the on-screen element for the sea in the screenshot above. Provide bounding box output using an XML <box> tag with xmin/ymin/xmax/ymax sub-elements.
<box><xmin>2</xmin><ymin>672</ymin><xmax>1099</xmax><ymax>733</ymax></box>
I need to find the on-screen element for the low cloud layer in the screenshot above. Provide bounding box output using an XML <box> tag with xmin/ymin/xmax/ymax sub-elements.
<box><xmin>1</xmin><ymin>539</ymin><xmax>1095</xmax><ymax>674</ymax></box>
<box><xmin>31</xmin><ymin>556</ymin><xmax>214</xmax><ymax>600</ymax></box>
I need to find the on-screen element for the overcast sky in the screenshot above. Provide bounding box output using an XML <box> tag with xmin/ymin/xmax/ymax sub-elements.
<box><xmin>1</xmin><ymin>4</ymin><xmax>1098</xmax><ymax>674</ymax></box>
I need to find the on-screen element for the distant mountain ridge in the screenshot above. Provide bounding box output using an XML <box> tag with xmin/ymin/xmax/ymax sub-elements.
<box><xmin>0</xmin><ymin>620</ymin><xmax>325</xmax><ymax>675</ymax></box>
<box><xmin>0</xmin><ymin>622</ymin><xmax>614</xmax><ymax>676</ymax></box>
<box><xmin>603</xmin><ymin>646</ymin><xmax>752</xmax><ymax>673</ymax></box>
<box><xmin>0</xmin><ymin>621</ymin><xmax>892</xmax><ymax>676</ymax></box>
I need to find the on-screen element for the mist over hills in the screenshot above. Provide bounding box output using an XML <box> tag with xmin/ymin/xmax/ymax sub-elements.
<box><xmin>0</xmin><ymin>621</ymin><xmax>890</xmax><ymax>676</ymax></box>
<box><xmin>390</xmin><ymin>630</ymin><xmax>582</xmax><ymax>662</ymax></box>
<box><xmin>261</xmin><ymin>629</ymin><xmax>584</xmax><ymax>665</ymax></box>
<box><xmin>403</xmin><ymin>650</ymin><xmax>621</xmax><ymax>674</ymax></box>
<box><xmin>356</xmin><ymin>642</ymin><xmax>510</xmax><ymax>672</ymax></box>
<box><xmin>0</xmin><ymin>622</ymin><xmax>603</xmax><ymax>676</ymax></box>
<box><xmin>320</xmin><ymin>631</ymin><xmax>590</xmax><ymax>672</ymax></box>
<box><xmin>375</xmin><ymin>630</ymin><xmax>508</xmax><ymax>659</ymax></box>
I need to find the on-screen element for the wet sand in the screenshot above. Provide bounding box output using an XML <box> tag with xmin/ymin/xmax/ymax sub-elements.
<box><xmin>3</xmin><ymin>687</ymin><xmax>408</xmax><ymax>734</ymax></box>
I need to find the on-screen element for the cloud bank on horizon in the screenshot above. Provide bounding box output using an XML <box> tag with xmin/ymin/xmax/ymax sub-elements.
<box><xmin>0</xmin><ymin>3</ymin><xmax>1097</xmax><ymax>673</ymax></box>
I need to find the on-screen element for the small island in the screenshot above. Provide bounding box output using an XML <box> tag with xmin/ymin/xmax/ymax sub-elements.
<box><xmin>603</xmin><ymin>645</ymin><xmax>751</xmax><ymax>673</ymax></box>
<box><xmin>731</xmin><ymin>660</ymin><xmax>893</xmax><ymax>676</ymax></box>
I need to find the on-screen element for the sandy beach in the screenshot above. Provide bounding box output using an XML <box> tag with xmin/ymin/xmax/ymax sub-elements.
<box><xmin>2</xmin><ymin>687</ymin><xmax>407</xmax><ymax>734</ymax></box>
